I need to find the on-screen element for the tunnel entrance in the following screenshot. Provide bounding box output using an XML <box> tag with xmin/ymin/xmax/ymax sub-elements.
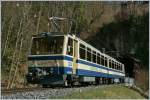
<box><xmin>118</xmin><ymin>54</ymin><xmax>141</xmax><ymax>78</ymax></box>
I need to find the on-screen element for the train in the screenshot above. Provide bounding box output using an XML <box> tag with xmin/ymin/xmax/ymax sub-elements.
<box><xmin>26</xmin><ymin>32</ymin><xmax>125</xmax><ymax>87</ymax></box>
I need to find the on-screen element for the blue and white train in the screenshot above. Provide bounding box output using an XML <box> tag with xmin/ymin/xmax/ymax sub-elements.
<box><xmin>26</xmin><ymin>32</ymin><xmax>125</xmax><ymax>87</ymax></box>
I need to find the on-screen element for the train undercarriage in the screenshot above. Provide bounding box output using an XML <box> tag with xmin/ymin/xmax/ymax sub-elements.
<box><xmin>26</xmin><ymin>73</ymin><xmax>124</xmax><ymax>88</ymax></box>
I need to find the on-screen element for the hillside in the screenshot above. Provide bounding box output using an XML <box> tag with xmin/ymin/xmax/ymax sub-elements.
<box><xmin>1</xmin><ymin>1</ymin><xmax>149</xmax><ymax>91</ymax></box>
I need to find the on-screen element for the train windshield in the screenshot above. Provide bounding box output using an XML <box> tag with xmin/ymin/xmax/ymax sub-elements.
<box><xmin>31</xmin><ymin>36</ymin><xmax>64</xmax><ymax>55</ymax></box>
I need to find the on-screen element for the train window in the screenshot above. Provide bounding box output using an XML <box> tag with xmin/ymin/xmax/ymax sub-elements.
<box><xmin>117</xmin><ymin>63</ymin><xmax>119</xmax><ymax>70</ymax></box>
<box><xmin>100</xmin><ymin>55</ymin><xmax>102</xmax><ymax>65</ymax></box>
<box><xmin>114</xmin><ymin>62</ymin><xmax>117</xmax><ymax>69</ymax></box>
<box><xmin>67</xmin><ymin>37</ymin><xmax>73</xmax><ymax>56</ymax></box>
<box><xmin>104</xmin><ymin>57</ymin><xmax>107</xmax><ymax>67</ymax></box>
<box><xmin>92</xmin><ymin>51</ymin><xmax>96</xmax><ymax>63</ymax></box>
<box><xmin>97</xmin><ymin>53</ymin><xmax>100</xmax><ymax>64</ymax></box>
<box><xmin>109</xmin><ymin>60</ymin><xmax>111</xmax><ymax>68</ymax></box>
<box><xmin>112</xmin><ymin>61</ymin><xmax>114</xmax><ymax>69</ymax></box>
<box><xmin>31</xmin><ymin>36</ymin><xmax>64</xmax><ymax>55</ymax></box>
<box><xmin>113</xmin><ymin>62</ymin><xmax>115</xmax><ymax>69</ymax></box>
<box><xmin>119</xmin><ymin>64</ymin><xmax>121</xmax><ymax>70</ymax></box>
<box><xmin>120</xmin><ymin>64</ymin><xmax>121</xmax><ymax>71</ymax></box>
<box><xmin>87</xmin><ymin>48</ymin><xmax>91</xmax><ymax>61</ymax></box>
<box><xmin>80</xmin><ymin>44</ymin><xmax>85</xmax><ymax>48</ymax></box>
<box><xmin>101</xmin><ymin>55</ymin><xmax>104</xmax><ymax>66</ymax></box>
<box><xmin>116</xmin><ymin>62</ymin><xmax>118</xmax><ymax>70</ymax></box>
<box><xmin>80</xmin><ymin>44</ymin><xmax>86</xmax><ymax>60</ymax></box>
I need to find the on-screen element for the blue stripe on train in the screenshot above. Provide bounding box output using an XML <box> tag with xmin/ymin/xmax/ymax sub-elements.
<box><xmin>28</xmin><ymin>67</ymin><xmax>123</xmax><ymax>78</ymax></box>
<box><xmin>77</xmin><ymin>69</ymin><xmax>123</xmax><ymax>78</ymax></box>
<box><xmin>28</xmin><ymin>55</ymin><xmax>124</xmax><ymax>74</ymax></box>
<box><xmin>77</xmin><ymin>59</ymin><xmax>124</xmax><ymax>74</ymax></box>
<box><xmin>77</xmin><ymin>60</ymin><xmax>108</xmax><ymax>70</ymax></box>
<box><xmin>28</xmin><ymin>55</ymin><xmax>73</xmax><ymax>61</ymax></box>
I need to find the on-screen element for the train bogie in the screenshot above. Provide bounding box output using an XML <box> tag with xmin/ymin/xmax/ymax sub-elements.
<box><xmin>79</xmin><ymin>76</ymin><xmax>95</xmax><ymax>83</ymax></box>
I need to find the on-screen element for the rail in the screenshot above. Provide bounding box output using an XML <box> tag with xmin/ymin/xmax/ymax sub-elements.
<box><xmin>1</xmin><ymin>87</ymin><xmax>46</xmax><ymax>95</ymax></box>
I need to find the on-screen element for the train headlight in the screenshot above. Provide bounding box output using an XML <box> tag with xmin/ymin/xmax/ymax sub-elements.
<box><xmin>29</xmin><ymin>72</ymin><xmax>32</xmax><ymax>75</ymax></box>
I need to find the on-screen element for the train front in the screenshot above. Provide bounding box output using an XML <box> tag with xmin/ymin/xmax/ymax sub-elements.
<box><xmin>26</xmin><ymin>32</ymin><xmax>68</xmax><ymax>87</ymax></box>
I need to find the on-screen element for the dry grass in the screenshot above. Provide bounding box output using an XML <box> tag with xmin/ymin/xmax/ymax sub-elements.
<box><xmin>135</xmin><ymin>68</ymin><xmax>149</xmax><ymax>92</ymax></box>
<box><xmin>55</xmin><ymin>85</ymin><xmax>145</xmax><ymax>99</ymax></box>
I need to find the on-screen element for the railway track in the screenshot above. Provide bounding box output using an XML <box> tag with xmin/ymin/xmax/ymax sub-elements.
<box><xmin>1</xmin><ymin>85</ymin><xmax>76</xmax><ymax>96</ymax></box>
<box><xmin>1</xmin><ymin>87</ymin><xmax>44</xmax><ymax>95</ymax></box>
<box><xmin>1</xmin><ymin>84</ymin><xmax>89</xmax><ymax>99</ymax></box>
<box><xmin>1</xmin><ymin>82</ymin><xmax>49</xmax><ymax>95</ymax></box>
<box><xmin>2</xmin><ymin>84</ymin><xmax>144</xmax><ymax>99</ymax></box>
<box><xmin>1</xmin><ymin>84</ymin><xmax>125</xmax><ymax>96</ymax></box>
<box><xmin>1</xmin><ymin>84</ymin><xmax>95</xmax><ymax>96</ymax></box>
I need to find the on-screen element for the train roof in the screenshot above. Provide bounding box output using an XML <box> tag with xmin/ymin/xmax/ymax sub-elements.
<box><xmin>33</xmin><ymin>32</ymin><xmax>65</xmax><ymax>37</ymax></box>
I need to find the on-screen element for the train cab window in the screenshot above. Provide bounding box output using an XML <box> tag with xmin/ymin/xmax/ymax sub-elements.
<box><xmin>31</xmin><ymin>36</ymin><xmax>64</xmax><ymax>55</ymax></box>
<box><xmin>104</xmin><ymin>57</ymin><xmax>107</xmax><ymax>67</ymax></box>
<box><xmin>97</xmin><ymin>53</ymin><xmax>100</xmax><ymax>64</ymax></box>
<box><xmin>80</xmin><ymin>44</ymin><xmax>86</xmax><ymax>60</ymax></box>
<box><xmin>67</xmin><ymin>37</ymin><xmax>73</xmax><ymax>56</ymax></box>
<box><xmin>92</xmin><ymin>51</ymin><xmax>96</xmax><ymax>63</ymax></box>
<box><xmin>87</xmin><ymin>48</ymin><xmax>91</xmax><ymax>62</ymax></box>
<box><xmin>101</xmin><ymin>55</ymin><xmax>104</xmax><ymax>66</ymax></box>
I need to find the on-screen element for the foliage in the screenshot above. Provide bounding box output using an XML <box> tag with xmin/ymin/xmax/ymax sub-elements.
<box><xmin>88</xmin><ymin>13</ymin><xmax>149</xmax><ymax>68</ymax></box>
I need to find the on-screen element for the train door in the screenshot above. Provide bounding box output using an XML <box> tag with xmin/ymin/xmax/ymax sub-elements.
<box><xmin>72</xmin><ymin>40</ymin><xmax>78</xmax><ymax>74</ymax></box>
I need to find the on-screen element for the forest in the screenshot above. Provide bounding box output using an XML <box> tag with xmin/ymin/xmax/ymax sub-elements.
<box><xmin>1</xmin><ymin>1</ymin><xmax>149</xmax><ymax>92</ymax></box>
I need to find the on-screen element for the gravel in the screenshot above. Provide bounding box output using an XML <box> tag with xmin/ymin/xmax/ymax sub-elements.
<box><xmin>1</xmin><ymin>85</ymin><xmax>108</xmax><ymax>99</ymax></box>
